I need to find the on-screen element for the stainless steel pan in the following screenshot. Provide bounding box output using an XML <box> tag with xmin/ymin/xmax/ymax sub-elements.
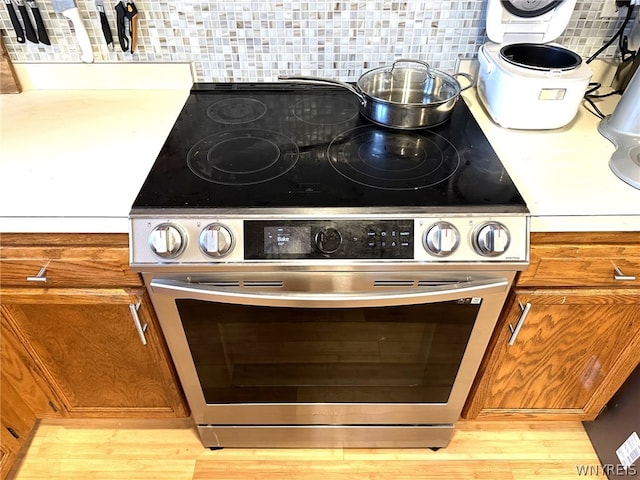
<box><xmin>279</xmin><ymin>59</ymin><xmax>474</xmax><ymax>129</ymax></box>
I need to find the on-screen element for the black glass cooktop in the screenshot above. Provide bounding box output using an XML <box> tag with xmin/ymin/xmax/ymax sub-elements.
<box><xmin>132</xmin><ymin>83</ymin><xmax>527</xmax><ymax>212</ymax></box>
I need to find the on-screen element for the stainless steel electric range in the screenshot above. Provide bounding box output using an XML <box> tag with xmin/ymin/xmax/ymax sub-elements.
<box><xmin>129</xmin><ymin>83</ymin><xmax>529</xmax><ymax>449</ymax></box>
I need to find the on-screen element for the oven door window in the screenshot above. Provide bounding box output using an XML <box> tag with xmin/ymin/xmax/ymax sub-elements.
<box><xmin>176</xmin><ymin>299</ymin><xmax>480</xmax><ymax>404</ymax></box>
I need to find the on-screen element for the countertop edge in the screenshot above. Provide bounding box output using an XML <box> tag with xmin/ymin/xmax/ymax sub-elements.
<box><xmin>12</xmin><ymin>62</ymin><xmax>195</xmax><ymax>90</ymax></box>
<box><xmin>530</xmin><ymin>215</ymin><xmax>640</xmax><ymax>232</ymax></box>
<box><xmin>0</xmin><ymin>217</ymin><xmax>130</xmax><ymax>234</ymax></box>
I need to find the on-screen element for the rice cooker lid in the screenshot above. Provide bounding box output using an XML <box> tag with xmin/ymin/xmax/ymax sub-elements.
<box><xmin>486</xmin><ymin>0</ymin><xmax>578</xmax><ymax>44</ymax></box>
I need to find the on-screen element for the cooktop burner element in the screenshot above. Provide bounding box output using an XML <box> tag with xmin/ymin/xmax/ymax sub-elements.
<box><xmin>207</xmin><ymin>98</ymin><xmax>267</xmax><ymax>124</ymax></box>
<box><xmin>187</xmin><ymin>129</ymin><xmax>299</xmax><ymax>185</ymax></box>
<box><xmin>328</xmin><ymin>126</ymin><xmax>459</xmax><ymax>190</ymax></box>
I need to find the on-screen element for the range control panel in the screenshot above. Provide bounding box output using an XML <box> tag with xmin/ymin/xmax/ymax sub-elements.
<box><xmin>129</xmin><ymin>215</ymin><xmax>529</xmax><ymax>266</ymax></box>
<box><xmin>244</xmin><ymin>220</ymin><xmax>414</xmax><ymax>259</ymax></box>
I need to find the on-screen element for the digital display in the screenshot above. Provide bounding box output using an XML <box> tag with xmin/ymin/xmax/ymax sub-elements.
<box><xmin>264</xmin><ymin>226</ymin><xmax>311</xmax><ymax>254</ymax></box>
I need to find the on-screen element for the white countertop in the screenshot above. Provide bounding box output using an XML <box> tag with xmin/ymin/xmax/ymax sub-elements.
<box><xmin>1</xmin><ymin>63</ymin><xmax>639</xmax><ymax>233</ymax></box>
<box><xmin>462</xmin><ymin>91</ymin><xmax>640</xmax><ymax>232</ymax></box>
<box><xmin>0</xmin><ymin>64</ymin><xmax>192</xmax><ymax>233</ymax></box>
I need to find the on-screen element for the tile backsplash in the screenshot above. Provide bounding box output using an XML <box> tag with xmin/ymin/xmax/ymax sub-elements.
<box><xmin>1</xmin><ymin>0</ymin><xmax>637</xmax><ymax>82</ymax></box>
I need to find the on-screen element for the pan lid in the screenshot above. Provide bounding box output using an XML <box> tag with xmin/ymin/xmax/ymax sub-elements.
<box><xmin>486</xmin><ymin>0</ymin><xmax>577</xmax><ymax>44</ymax></box>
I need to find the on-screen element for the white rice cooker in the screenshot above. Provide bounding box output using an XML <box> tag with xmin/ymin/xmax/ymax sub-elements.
<box><xmin>477</xmin><ymin>0</ymin><xmax>593</xmax><ymax>130</ymax></box>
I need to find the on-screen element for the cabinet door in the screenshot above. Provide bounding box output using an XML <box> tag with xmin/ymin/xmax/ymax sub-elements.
<box><xmin>464</xmin><ymin>288</ymin><xmax>640</xmax><ymax>420</ymax></box>
<box><xmin>1</xmin><ymin>288</ymin><xmax>187</xmax><ymax>418</ymax></box>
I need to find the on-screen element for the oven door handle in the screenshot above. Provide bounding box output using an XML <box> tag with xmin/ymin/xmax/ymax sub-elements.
<box><xmin>149</xmin><ymin>277</ymin><xmax>509</xmax><ymax>308</ymax></box>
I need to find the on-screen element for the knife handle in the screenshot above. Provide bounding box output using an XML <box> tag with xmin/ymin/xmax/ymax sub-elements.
<box><xmin>31</xmin><ymin>6</ymin><xmax>50</xmax><ymax>45</ymax></box>
<box><xmin>115</xmin><ymin>2</ymin><xmax>128</xmax><ymax>52</ymax></box>
<box><xmin>99</xmin><ymin>11</ymin><xmax>113</xmax><ymax>47</ymax></box>
<box><xmin>128</xmin><ymin>11</ymin><xmax>137</xmax><ymax>53</ymax></box>
<box><xmin>18</xmin><ymin>4</ymin><xmax>38</xmax><ymax>43</ymax></box>
<box><xmin>61</xmin><ymin>7</ymin><xmax>94</xmax><ymax>63</ymax></box>
<box><xmin>6</xmin><ymin>3</ymin><xmax>25</xmax><ymax>43</ymax></box>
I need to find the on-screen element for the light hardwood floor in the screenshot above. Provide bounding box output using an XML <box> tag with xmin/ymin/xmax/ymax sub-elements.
<box><xmin>8</xmin><ymin>419</ymin><xmax>605</xmax><ymax>480</ymax></box>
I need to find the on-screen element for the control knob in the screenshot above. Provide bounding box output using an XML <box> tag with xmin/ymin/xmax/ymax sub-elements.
<box><xmin>200</xmin><ymin>223</ymin><xmax>234</xmax><ymax>257</ymax></box>
<box><xmin>149</xmin><ymin>223</ymin><xmax>185</xmax><ymax>258</ymax></box>
<box><xmin>314</xmin><ymin>227</ymin><xmax>342</xmax><ymax>254</ymax></box>
<box><xmin>473</xmin><ymin>222</ymin><xmax>510</xmax><ymax>257</ymax></box>
<box><xmin>423</xmin><ymin>221</ymin><xmax>460</xmax><ymax>256</ymax></box>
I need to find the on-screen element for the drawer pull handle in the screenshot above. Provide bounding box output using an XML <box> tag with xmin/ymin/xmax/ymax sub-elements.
<box><xmin>508</xmin><ymin>302</ymin><xmax>531</xmax><ymax>346</ymax></box>
<box><xmin>129</xmin><ymin>302</ymin><xmax>148</xmax><ymax>346</ymax></box>
<box><xmin>612</xmin><ymin>262</ymin><xmax>636</xmax><ymax>281</ymax></box>
<box><xmin>26</xmin><ymin>263</ymin><xmax>49</xmax><ymax>283</ymax></box>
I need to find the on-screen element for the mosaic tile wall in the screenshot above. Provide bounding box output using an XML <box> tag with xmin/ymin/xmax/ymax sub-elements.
<box><xmin>1</xmin><ymin>0</ymin><xmax>637</xmax><ymax>82</ymax></box>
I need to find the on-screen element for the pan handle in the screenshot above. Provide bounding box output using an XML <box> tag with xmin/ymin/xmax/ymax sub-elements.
<box><xmin>453</xmin><ymin>72</ymin><xmax>476</xmax><ymax>92</ymax></box>
<box><xmin>278</xmin><ymin>75</ymin><xmax>366</xmax><ymax>104</ymax></box>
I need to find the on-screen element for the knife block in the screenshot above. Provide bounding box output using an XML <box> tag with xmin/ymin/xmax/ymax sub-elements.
<box><xmin>1</xmin><ymin>37</ymin><xmax>21</xmax><ymax>94</ymax></box>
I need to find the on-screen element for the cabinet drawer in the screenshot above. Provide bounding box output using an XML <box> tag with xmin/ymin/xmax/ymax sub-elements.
<box><xmin>518</xmin><ymin>232</ymin><xmax>640</xmax><ymax>287</ymax></box>
<box><xmin>0</xmin><ymin>246</ymin><xmax>142</xmax><ymax>287</ymax></box>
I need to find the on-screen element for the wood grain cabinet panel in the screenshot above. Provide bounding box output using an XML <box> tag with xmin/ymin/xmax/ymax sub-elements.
<box><xmin>464</xmin><ymin>289</ymin><xmax>640</xmax><ymax>419</ymax></box>
<box><xmin>1</xmin><ymin>370</ymin><xmax>37</xmax><ymax>480</ymax></box>
<box><xmin>1</xmin><ymin>312</ymin><xmax>63</xmax><ymax>418</ymax></box>
<box><xmin>1</xmin><ymin>288</ymin><xmax>187</xmax><ymax>418</ymax></box>
<box><xmin>0</xmin><ymin>245</ymin><xmax>141</xmax><ymax>287</ymax></box>
<box><xmin>518</xmin><ymin>232</ymin><xmax>640</xmax><ymax>287</ymax></box>
<box><xmin>464</xmin><ymin>232</ymin><xmax>640</xmax><ymax>421</ymax></box>
<box><xmin>0</xmin><ymin>441</ymin><xmax>10</xmax><ymax>480</ymax></box>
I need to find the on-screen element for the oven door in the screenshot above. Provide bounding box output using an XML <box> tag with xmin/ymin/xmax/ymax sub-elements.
<box><xmin>146</xmin><ymin>270</ymin><xmax>512</xmax><ymax>427</ymax></box>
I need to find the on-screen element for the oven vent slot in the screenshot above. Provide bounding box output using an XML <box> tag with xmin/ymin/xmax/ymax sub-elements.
<box><xmin>374</xmin><ymin>280</ymin><xmax>416</xmax><ymax>287</ymax></box>
<box><xmin>417</xmin><ymin>280</ymin><xmax>461</xmax><ymax>287</ymax></box>
<box><xmin>242</xmin><ymin>280</ymin><xmax>284</xmax><ymax>288</ymax></box>
<box><xmin>197</xmin><ymin>280</ymin><xmax>241</xmax><ymax>287</ymax></box>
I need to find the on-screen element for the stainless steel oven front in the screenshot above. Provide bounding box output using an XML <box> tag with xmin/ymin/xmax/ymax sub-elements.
<box><xmin>132</xmin><ymin>213</ymin><xmax>528</xmax><ymax>449</ymax></box>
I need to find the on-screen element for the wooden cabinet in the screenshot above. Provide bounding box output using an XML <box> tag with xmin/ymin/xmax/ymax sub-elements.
<box><xmin>2</xmin><ymin>289</ymin><xmax>187</xmax><ymax>417</ymax></box>
<box><xmin>0</xmin><ymin>234</ymin><xmax>188</xmax><ymax>419</ymax></box>
<box><xmin>464</xmin><ymin>232</ymin><xmax>640</xmax><ymax>420</ymax></box>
